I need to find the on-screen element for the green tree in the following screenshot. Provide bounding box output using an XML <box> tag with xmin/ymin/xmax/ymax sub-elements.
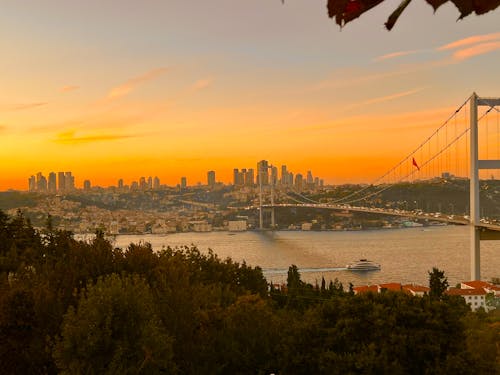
<box><xmin>428</xmin><ymin>267</ymin><xmax>449</xmax><ymax>299</ymax></box>
<box><xmin>54</xmin><ymin>274</ymin><xmax>175</xmax><ymax>374</ymax></box>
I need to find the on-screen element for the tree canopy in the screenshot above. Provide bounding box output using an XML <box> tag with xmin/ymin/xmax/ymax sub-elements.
<box><xmin>323</xmin><ymin>0</ymin><xmax>500</xmax><ymax>30</ymax></box>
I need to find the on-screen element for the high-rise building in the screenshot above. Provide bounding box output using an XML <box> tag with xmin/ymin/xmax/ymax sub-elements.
<box><xmin>153</xmin><ymin>176</ymin><xmax>160</xmax><ymax>189</ymax></box>
<box><xmin>48</xmin><ymin>172</ymin><xmax>57</xmax><ymax>193</ymax></box>
<box><xmin>233</xmin><ymin>169</ymin><xmax>239</xmax><ymax>186</ymax></box>
<box><xmin>257</xmin><ymin>160</ymin><xmax>269</xmax><ymax>185</ymax></box>
<box><xmin>83</xmin><ymin>180</ymin><xmax>91</xmax><ymax>191</ymax></box>
<box><xmin>147</xmin><ymin>176</ymin><xmax>153</xmax><ymax>190</ymax></box>
<box><xmin>36</xmin><ymin>172</ymin><xmax>47</xmax><ymax>192</ymax></box>
<box><xmin>58</xmin><ymin>172</ymin><xmax>66</xmax><ymax>192</ymax></box>
<box><xmin>28</xmin><ymin>175</ymin><xmax>36</xmax><ymax>192</ymax></box>
<box><xmin>139</xmin><ymin>177</ymin><xmax>147</xmax><ymax>190</ymax></box>
<box><xmin>245</xmin><ymin>168</ymin><xmax>254</xmax><ymax>186</ymax></box>
<box><xmin>281</xmin><ymin>165</ymin><xmax>288</xmax><ymax>185</ymax></box>
<box><xmin>65</xmin><ymin>172</ymin><xmax>75</xmax><ymax>191</ymax></box>
<box><xmin>181</xmin><ymin>177</ymin><xmax>187</xmax><ymax>190</ymax></box>
<box><xmin>271</xmin><ymin>166</ymin><xmax>278</xmax><ymax>186</ymax></box>
<box><xmin>118</xmin><ymin>179</ymin><xmax>124</xmax><ymax>189</ymax></box>
<box><xmin>207</xmin><ymin>171</ymin><xmax>216</xmax><ymax>187</ymax></box>
<box><xmin>307</xmin><ymin>171</ymin><xmax>314</xmax><ymax>185</ymax></box>
<box><xmin>295</xmin><ymin>173</ymin><xmax>303</xmax><ymax>191</ymax></box>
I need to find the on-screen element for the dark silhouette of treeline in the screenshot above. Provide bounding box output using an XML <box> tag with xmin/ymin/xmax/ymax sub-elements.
<box><xmin>0</xmin><ymin>210</ymin><xmax>498</xmax><ymax>374</ymax></box>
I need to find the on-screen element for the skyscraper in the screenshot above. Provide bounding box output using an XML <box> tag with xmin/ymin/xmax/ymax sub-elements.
<box><xmin>245</xmin><ymin>168</ymin><xmax>254</xmax><ymax>186</ymax></box>
<box><xmin>48</xmin><ymin>172</ymin><xmax>57</xmax><ymax>193</ymax></box>
<box><xmin>181</xmin><ymin>177</ymin><xmax>187</xmax><ymax>190</ymax></box>
<box><xmin>153</xmin><ymin>176</ymin><xmax>160</xmax><ymax>189</ymax></box>
<box><xmin>58</xmin><ymin>172</ymin><xmax>65</xmax><ymax>192</ymax></box>
<box><xmin>83</xmin><ymin>180</ymin><xmax>91</xmax><ymax>191</ymax></box>
<box><xmin>257</xmin><ymin>160</ymin><xmax>269</xmax><ymax>185</ymax></box>
<box><xmin>28</xmin><ymin>175</ymin><xmax>36</xmax><ymax>192</ymax></box>
<box><xmin>118</xmin><ymin>179</ymin><xmax>124</xmax><ymax>189</ymax></box>
<box><xmin>233</xmin><ymin>169</ymin><xmax>239</xmax><ymax>186</ymax></box>
<box><xmin>207</xmin><ymin>170</ymin><xmax>216</xmax><ymax>187</ymax></box>
<box><xmin>36</xmin><ymin>172</ymin><xmax>47</xmax><ymax>192</ymax></box>
<box><xmin>65</xmin><ymin>172</ymin><xmax>75</xmax><ymax>191</ymax></box>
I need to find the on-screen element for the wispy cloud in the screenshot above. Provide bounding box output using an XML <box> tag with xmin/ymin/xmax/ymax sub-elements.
<box><xmin>190</xmin><ymin>78</ymin><xmax>213</xmax><ymax>91</ymax></box>
<box><xmin>54</xmin><ymin>130</ymin><xmax>141</xmax><ymax>145</ymax></box>
<box><xmin>358</xmin><ymin>87</ymin><xmax>425</xmax><ymax>106</ymax></box>
<box><xmin>451</xmin><ymin>41</ymin><xmax>500</xmax><ymax>61</ymax></box>
<box><xmin>1</xmin><ymin>102</ymin><xmax>48</xmax><ymax>111</ymax></box>
<box><xmin>437</xmin><ymin>32</ymin><xmax>500</xmax><ymax>51</ymax></box>
<box><xmin>373</xmin><ymin>50</ymin><xmax>420</xmax><ymax>62</ymax></box>
<box><xmin>436</xmin><ymin>32</ymin><xmax>500</xmax><ymax>62</ymax></box>
<box><xmin>60</xmin><ymin>85</ymin><xmax>80</xmax><ymax>93</ymax></box>
<box><xmin>310</xmin><ymin>69</ymin><xmax>407</xmax><ymax>91</ymax></box>
<box><xmin>106</xmin><ymin>67</ymin><xmax>168</xmax><ymax>100</ymax></box>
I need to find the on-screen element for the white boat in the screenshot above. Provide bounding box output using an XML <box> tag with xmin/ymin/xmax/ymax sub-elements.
<box><xmin>346</xmin><ymin>259</ymin><xmax>381</xmax><ymax>271</ymax></box>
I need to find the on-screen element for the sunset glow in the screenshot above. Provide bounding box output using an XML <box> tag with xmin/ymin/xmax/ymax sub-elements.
<box><xmin>1</xmin><ymin>1</ymin><xmax>499</xmax><ymax>190</ymax></box>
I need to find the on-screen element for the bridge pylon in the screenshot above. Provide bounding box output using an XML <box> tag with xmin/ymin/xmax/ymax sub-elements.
<box><xmin>469</xmin><ymin>93</ymin><xmax>500</xmax><ymax>280</ymax></box>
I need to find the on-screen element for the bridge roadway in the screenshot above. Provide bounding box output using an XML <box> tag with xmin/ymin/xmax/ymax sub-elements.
<box><xmin>242</xmin><ymin>203</ymin><xmax>500</xmax><ymax>233</ymax></box>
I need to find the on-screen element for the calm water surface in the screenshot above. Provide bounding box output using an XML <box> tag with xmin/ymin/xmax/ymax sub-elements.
<box><xmin>113</xmin><ymin>226</ymin><xmax>499</xmax><ymax>287</ymax></box>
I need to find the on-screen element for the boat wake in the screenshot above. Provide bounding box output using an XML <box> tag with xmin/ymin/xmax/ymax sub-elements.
<box><xmin>263</xmin><ymin>267</ymin><xmax>347</xmax><ymax>275</ymax></box>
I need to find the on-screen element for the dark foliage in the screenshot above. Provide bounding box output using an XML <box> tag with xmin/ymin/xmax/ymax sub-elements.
<box><xmin>0</xmin><ymin>209</ymin><xmax>498</xmax><ymax>374</ymax></box>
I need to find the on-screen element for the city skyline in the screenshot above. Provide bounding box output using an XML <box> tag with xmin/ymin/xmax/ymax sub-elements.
<box><xmin>1</xmin><ymin>1</ymin><xmax>499</xmax><ymax>190</ymax></box>
<box><xmin>22</xmin><ymin>159</ymin><xmax>325</xmax><ymax>191</ymax></box>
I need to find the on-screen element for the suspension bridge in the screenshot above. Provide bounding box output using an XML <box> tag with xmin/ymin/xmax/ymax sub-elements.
<box><xmin>249</xmin><ymin>93</ymin><xmax>500</xmax><ymax>281</ymax></box>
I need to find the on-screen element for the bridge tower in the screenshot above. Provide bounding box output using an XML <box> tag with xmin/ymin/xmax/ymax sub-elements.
<box><xmin>469</xmin><ymin>93</ymin><xmax>500</xmax><ymax>280</ymax></box>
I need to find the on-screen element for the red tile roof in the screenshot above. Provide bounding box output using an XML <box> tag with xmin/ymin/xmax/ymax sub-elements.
<box><xmin>378</xmin><ymin>283</ymin><xmax>402</xmax><ymax>291</ymax></box>
<box><xmin>461</xmin><ymin>280</ymin><xmax>492</xmax><ymax>289</ymax></box>
<box><xmin>402</xmin><ymin>284</ymin><xmax>430</xmax><ymax>293</ymax></box>
<box><xmin>446</xmin><ymin>288</ymin><xmax>487</xmax><ymax>296</ymax></box>
<box><xmin>353</xmin><ymin>285</ymin><xmax>379</xmax><ymax>294</ymax></box>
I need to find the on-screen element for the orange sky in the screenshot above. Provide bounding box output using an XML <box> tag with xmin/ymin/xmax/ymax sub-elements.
<box><xmin>1</xmin><ymin>1</ymin><xmax>499</xmax><ymax>190</ymax></box>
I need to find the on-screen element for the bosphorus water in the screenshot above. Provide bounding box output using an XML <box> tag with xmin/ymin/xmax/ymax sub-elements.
<box><xmin>113</xmin><ymin>225</ymin><xmax>499</xmax><ymax>287</ymax></box>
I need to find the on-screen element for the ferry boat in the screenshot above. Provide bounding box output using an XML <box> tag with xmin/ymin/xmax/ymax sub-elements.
<box><xmin>346</xmin><ymin>259</ymin><xmax>381</xmax><ymax>271</ymax></box>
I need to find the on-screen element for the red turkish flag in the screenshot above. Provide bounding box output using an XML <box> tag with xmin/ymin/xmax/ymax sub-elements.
<box><xmin>412</xmin><ymin>157</ymin><xmax>420</xmax><ymax>171</ymax></box>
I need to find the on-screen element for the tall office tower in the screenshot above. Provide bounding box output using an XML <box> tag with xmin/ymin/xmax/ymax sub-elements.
<box><xmin>207</xmin><ymin>170</ymin><xmax>216</xmax><ymax>187</ymax></box>
<box><xmin>281</xmin><ymin>165</ymin><xmax>287</xmax><ymax>185</ymax></box>
<box><xmin>314</xmin><ymin>177</ymin><xmax>320</xmax><ymax>187</ymax></box>
<box><xmin>139</xmin><ymin>177</ymin><xmax>147</xmax><ymax>190</ymax></box>
<box><xmin>58</xmin><ymin>172</ymin><xmax>66</xmax><ymax>192</ymax></box>
<box><xmin>288</xmin><ymin>172</ymin><xmax>294</xmax><ymax>186</ymax></box>
<box><xmin>295</xmin><ymin>173</ymin><xmax>303</xmax><ymax>191</ymax></box>
<box><xmin>131</xmin><ymin>181</ymin><xmax>139</xmax><ymax>190</ymax></box>
<box><xmin>28</xmin><ymin>175</ymin><xmax>36</xmax><ymax>192</ymax></box>
<box><xmin>147</xmin><ymin>176</ymin><xmax>153</xmax><ymax>190</ymax></box>
<box><xmin>83</xmin><ymin>180</ymin><xmax>91</xmax><ymax>191</ymax></box>
<box><xmin>256</xmin><ymin>160</ymin><xmax>269</xmax><ymax>185</ymax></box>
<box><xmin>36</xmin><ymin>172</ymin><xmax>48</xmax><ymax>192</ymax></box>
<box><xmin>65</xmin><ymin>172</ymin><xmax>75</xmax><ymax>191</ymax></box>
<box><xmin>320</xmin><ymin>179</ymin><xmax>324</xmax><ymax>187</ymax></box>
<box><xmin>233</xmin><ymin>169</ymin><xmax>239</xmax><ymax>186</ymax></box>
<box><xmin>48</xmin><ymin>172</ymin><xmax>57</xmax><ymax>193</ymax></box>
<box><xmin>118</xmin><ymin>179</ymin><xmax>124</xmax><ymax>189</ymax></box>
<box><xmin>271</xmin><ymin>166</ymin><xmax>278</xmax><ymax>186</ymax></box>
<box><xmin>236</xmin><ymin>169</ymin><xmax>245</xmax><ymax>186</ymax></box>
<box><xmin>180</xmin><ymin>177</ymin><xmax>187</xmax><ymax>190</ymax></box>
<box><xmin>306</xmin><ymin>171</ymin><xmax>314</xmax><ymax>185</ymax></box>
<box><xmin>153</xmin><ymin>176</ymin><xmax>160</xmax><ymax>190</ymax></box>
<box><xmin>245</xmin><ymin>168</ymin><xmax>254</xmax><ymax>186</ymax></box>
